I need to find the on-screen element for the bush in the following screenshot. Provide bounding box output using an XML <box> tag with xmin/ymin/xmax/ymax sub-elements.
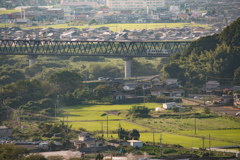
<box><xmin>163</xmin><ymin>148</ymin><xmax>177</xmax><ymax>154</ymax></box>
<box><xmin>128</xmin><ymin>106</ymin><xmax>150</xmax><ymax>118</ymax></box>
<box><xmin>25</xmin><ymin>154</ymin><xmax>46</xmax><ymax>160</ymax></box>
<box><xmin>171</xmin><ymin>107</ymin><xmax>179</xmax><ymax>113</ymax></box>
<box><xmin>204</xmin><ymin>106</ymin><xmax>210</xmax><ymax>114</ymax></box>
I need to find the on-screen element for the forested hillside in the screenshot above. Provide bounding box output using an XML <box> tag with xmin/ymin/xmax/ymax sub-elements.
<box><xmin>161</xmin><ymin>17</ymin><xmax>240</xmax><ymax>87</ymax></box>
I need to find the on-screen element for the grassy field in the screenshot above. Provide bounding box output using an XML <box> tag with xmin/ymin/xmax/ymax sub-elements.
<box><xmin>68</xmin><ymin>120</ymin><xmax>150</xmax><ymax>132</ymax></box>
<box><xmin>137</xmin><ymin>117</ymin><xmax>240</xmax><ymax>131</ymax></box>
<box><xmin>180</xmin><ymin>129</ymin><xmax>240</xmax><ymax>143</ymax></box>
<box><xmin>22</xmin><ymin>23</ymin><xmax>210</xmax><ymax>32</ymax></box>
<box><xmin>0</xmin><ymin>23</ymin><xmax>13</xmax><ymax>27</ymax></box>
<box><xmin>0</xmin><ymin>9</ymin><xmax>20</xmax><ymax>14</ymax></box>
<box><xmin>62</xmin><ymin>103</ymin><xmax>162</xmax><ymax>111</ymax></box>
<box><xmin>106</xmin><ymin>133</ymin><xmax>236</xmax><ymax>148</ymax></box>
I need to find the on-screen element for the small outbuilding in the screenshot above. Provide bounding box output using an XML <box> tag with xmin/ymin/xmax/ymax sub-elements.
<box><xmin>127</xmin><ymin>140</ymin><xmax>143</xmax><ymax>148</ymax></box>
<box><xmin>163</xmin><ymin>102</ymin><xmax>178</xmax><ymax>110</ymax></box>
<box><xmin>155</xmin><ymin>107</ymin><xmax>162</xmax><ymax>111</ymax></box>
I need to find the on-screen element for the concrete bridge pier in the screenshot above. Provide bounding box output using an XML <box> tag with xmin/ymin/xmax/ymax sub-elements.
<box><xmin>27</xmin><ymin>55</ymin><xmax>38</xmax><ymax>66</ymax></box>
<box><xmin>123</xmin><ymin>57</ymin><xmax>133</xmax><ymax>78</ymax></box>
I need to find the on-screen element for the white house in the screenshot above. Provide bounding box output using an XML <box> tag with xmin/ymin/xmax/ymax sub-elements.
<box><xmin>127</xmin><ymin>140</ymin><xmax>143</xmax><ymax>148</ymax></box>
<box><xmin>73</xmin><ymin>132</ymin><xmax>105</xmax><ymax>149</ymax></box>
<box><xmin>163</xmin><ymin>102</ymin><xmax>179</xmax><ymax>110</ymax></box>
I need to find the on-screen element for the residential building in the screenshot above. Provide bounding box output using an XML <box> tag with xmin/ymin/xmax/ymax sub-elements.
<box><xmin>73</xmin><ymin>132</ymin><xmax>105</xmax><ymax>149</ymax></box>
<box><xmin>108</xmin><ymin>140</ymin><xmax>130</xmax><ymax>147</ymax></box>
<box><xmin>107</xmin><ymin>0</ymin><xmax>165</xmax><ymax>11</ymax></box>
<box><xmin>163</xmin><ymin>102</ymin><xmax>178</xmax><ymax>110</ymax></box>
<box><xmin>127</xmin><ymin>140</ymin><xmax>143</xmax><ymax>147</ymax></box>
<box><xmin>0</xmin><ymin>126</ymin><xmax>13</xmax><ymax>140</ymax></box>
<box><xmin>46</xmin><ymin>8</ymin><xmax>64</xmax><ymax>19</ymax></box>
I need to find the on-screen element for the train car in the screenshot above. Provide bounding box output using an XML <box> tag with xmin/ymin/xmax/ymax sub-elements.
<box><xmin>146</xmin><ymin>49</ymin><xmax>170</xmax><ymax>54</ymax></box>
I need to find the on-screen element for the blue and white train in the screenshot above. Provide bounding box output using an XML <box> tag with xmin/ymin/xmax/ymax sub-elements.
<box><xmin>146</xmin><ymin>49</ymin><xmax>170</xmax><ymax>55</ymax></box>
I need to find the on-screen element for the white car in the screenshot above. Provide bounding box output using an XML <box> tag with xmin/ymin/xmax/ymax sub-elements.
<box><xmin>236</xmin><ymin>112</ymin><xmax>240</xmax><ymax>116</ymax></box>
<box><xmin>194</xmin><ymin>96</ymin><xmax>200</xmax><ymax>99</ymax></box>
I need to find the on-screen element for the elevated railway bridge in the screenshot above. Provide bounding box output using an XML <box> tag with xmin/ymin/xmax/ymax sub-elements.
<box><xmin>0</xmin><ymin>40</ymin><xmax>192</xmax><ymax>78</ymax></box>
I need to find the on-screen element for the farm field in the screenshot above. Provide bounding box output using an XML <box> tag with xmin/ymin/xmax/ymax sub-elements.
<box><xmin>0</xmin><ymin>23</ymin><xmax>13</xmax><ymax>27</ymax></box>
<box><xmin>180</xmin><ymin>129</ymin><xmax>240</xmax><ymax>143</ymax></box>
<box><xmin>60</xmin><ymin>103</ymin><xmax>240</xmax><ymax>148</ymax></box>
<box><xmin>68</xmin><ymin>120</ymin><xmax>150</xmax><ymax>132</ymax></box>
<box><xmin>22</xmin><ymin>23</ymin><xmax>210</xmax><ymax>31</ymax></box>
<box><xmin>0</xmin><ymin>9</ymin><xmax>20</xmax><ymax>14</ymax></box>
<box><xmin>61</xmin><ymin>103</ymin><xmax>161</xmax><ymax>111</ymax></box>
<box><xmin>137</xmin><ymin>117</ymin><xmax>240</xmax><ymax>131</ymax></box>
<box><xmin>106</xmin><ymin>133</ymin><xmax>236</xmax><ymax>148</ymax></box>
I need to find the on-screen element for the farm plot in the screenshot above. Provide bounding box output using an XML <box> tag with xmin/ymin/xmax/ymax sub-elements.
<box><xmin>137</xmin><ymin>117</ymin><xmax>240</xmax><ymax>131</ymax></box>
<box><xmin>107</xmin><ymin>133</ymin><xmax>236</xmax><ymax>149</ymax></box>
<box><xmin>68</xmin><ymin>120</ymin><xmax>150</xmax><ymax>132</ymax></box>
<box><xmin>180</xmin><ymin>129</ymin><xmax>240</xmax><ymax>143</ymax></box>
<box><xmin>62</xmin><ymin>103</ymin><xmax>161</xmax><ymax>111</ymax></box>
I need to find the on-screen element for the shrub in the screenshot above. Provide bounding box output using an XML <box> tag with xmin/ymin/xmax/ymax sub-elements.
<box><xmin>204</xmin><ymin>106</ymin><xmax>210</xmax><ymax>114</ymax></box>
<box><xmin>171</xmin><ymin>107</ymin><xmax>179</xmax><ymax>113</ymax></box>
<box><xmin>163</xmin><ymin>148</ymin><xmax>177</xmax><ymax>154</ymax></box>
<box><xmin>25</xmin><ymin>154</ymin><xmax>46</xmax><ymax>160</ymax></box>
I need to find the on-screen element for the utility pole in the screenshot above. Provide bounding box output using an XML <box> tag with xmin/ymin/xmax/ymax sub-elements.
<box><xmin>102</xmin><ymin>122</ymin><xmax>103</xmax><ymax>140</ymax></box>
<box><xmin>202</xmin><ymin>137</ymin><xmax>205</xmax><ymax>154</ymax></box>
<box><xmin>153</xmin><ymin>129</ymin><xmax>155</xmax><ymax>145</ymax></box>
<box><xmin>116</xmin><ymin>68</ymin><xmax>118</xmax><ymax>78</ymax></box>
<box><xmin>195</xmin><ymin>113</ymin><xmax>196</xmax><ymax>135</ymax></box>
<box><xmin>160</xmin><ymin>134</ymin><xmax>162</xmax><ymax>158</ymax></box>
<box><xmin>67</xmin><ymin>112</ymin><xmax>69</xmax><ymax>135</ymax></box>
<box><xmin>205</xmin><ymin>76</ymin><xmax>207</xmax><ymax>105</ymax></box>
<box><xmin>209</xmin><ymin>134</ymin><xmax>211</xmax><ymax>151</ymax></box>
<box><xmin>107</xmin><ymin>114</ymin><xmax>108</xmax><ymax>137</ymax></box>
<box><xmin>55</xmin><ymin>103</ymin><xmax>56</xmax><ymax>121</ymax></box>
<box><xmin>143</xmin><ymin>89</ymin><xmax>145</xmax><ymax>107</ymax></box>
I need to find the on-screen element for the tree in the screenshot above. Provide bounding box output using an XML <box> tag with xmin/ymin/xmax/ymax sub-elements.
<box><xmin>186</xmin><ymin>8</ymin><xmax>190</xmax><ymax>13</ymax></box>
<box><xmin>128</xmin><ymin>106</ymin><xmax>150</xmax><ymax>118</ymax></box>
<box><xmin>88</xmin><ymin>18</ymin><xmax>97</xmax><ymax>25</ymax></box>
<box><xmin>0</xmin><ymin>144</ymin><xmax>30</xmax><ymax>160</ymax></box>
<box><xmin>204</xmin><ymin>106</ymin><xmax>210</xmax><ymax>114</ymax></box>
<box><xmin>47</xmin><ymin>70</ymin><xmax>82</xmax><ymax>93</ymax></box>
<box><xmin>129</xmin><ymin>129</ymin><xmax>140</xmax><ymax>140</ymax></box>
<box><xmin>93</xmin><ymin>84</ymin><xmax>109</xmax><ymax>97</ymax></box>
<box><xmin>212</xmin><ymin>9</ymin><xmax>216</xmax><ymax>15</ymax></box>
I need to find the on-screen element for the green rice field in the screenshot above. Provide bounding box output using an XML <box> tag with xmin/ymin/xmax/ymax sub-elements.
<box><xmin>106</xmin><ymin>133</ymin><xmax>236</xmax><ymax>148</ymax></box>
<box><xmin>180</xmin><ymin>129</ymin><xmax>240</xmax><ymax>143</ymax></box>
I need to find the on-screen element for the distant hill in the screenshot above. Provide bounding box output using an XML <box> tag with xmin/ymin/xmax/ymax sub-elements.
<box><xmin>161</xmin><ymin>17</ymin><xmax>240</xmax><ymax>87</ymax></box>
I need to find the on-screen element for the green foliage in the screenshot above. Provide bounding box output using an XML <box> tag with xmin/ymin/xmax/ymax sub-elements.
<box><xmin>129</xmin><ymin>129</ymin><xmax>140</xmax><ymax>140</ymax></box>
<box><xmin>47</xmin><ymin>155</ymin><xmax>64</xmax><ymax>160</ymax></box>
<box><xmin>204</xmin><ymin>106</ymin><xmax>210</xmax><ymax>114</ymax></box>
<box><xmin>0</xmin><ymin>144</ymin><xmax>30</xmax><ymax>160</ymax></box>
<box><xmin>161</xmin><ymin>18</ymin><xmax>240</xmax><ymax>86</ymax></box>
<box><xmin>88</xmin><ymin>18</ymin><xmax>97</xmax><ymax>25</ymax></box>
<box><xmin>47</xmin><ymin>70</ymin><xmax>82</xmax><ymax>93</ymax></box>
<box><xmin>95</xmin><ymin>153</ymin><xmax>103</xmax><ymax>160</ymax></box>
<box><xmin>128</xmin><ymin>106</ymin><xmax>150</xmax><ymax>118</ymax></box>
<box><xmin>146</xmin><ymin>94</ymin><xmax>157</xmax><ymax>102</ymax></box>
<box><xmin>93</xmin><ymin>84</ymin><xmax>110</xmax><ymax>97</ymax></box>
<box><xmin>0</xmin><ymin>69</ymin><xmax>25</xmax><ymax>86</ymax></box>
<box><xmin>171</xmin><ymin>107</ymin><xmax>179</xmax><ymax>113</ymax></box>
<box><xmin>25</xmin><ymin>154</ymin><xmax>47</xmax><ymax>160</ymax></box>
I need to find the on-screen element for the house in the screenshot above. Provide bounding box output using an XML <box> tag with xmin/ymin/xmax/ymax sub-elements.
<box><xmin>127</xmin><ymin>140</ymin><xmax>143</xmax><ymax>148</ymax></box>
<box><xmin>0</xmin><ymin>126</ymin><xmax>13</xmax><ymax>140</ymax></box>
<box><xmin>112</xmin><ymin>92</ymin><xmax>124</xmax><ymax>100</ymax></box>
<box><xmin>206</xmin><ymin>81</ymin><xmax>220</xmax><ymax>86</ymax></box>
<box><xmin>163</xmin><ymin>102</ymin><xmax>178</xmax><ymax>110</ymax></box>
<box><xmin>108</xmin><ymin>140</ymin><xmax>130</xmax><ymax>147</ymax></box>
<box><xmin>177</xmin><ymin>14</ymin><xmax>189</xmax><ymax>20</ymax></box>
<box><xmin>139</xmin><ymin>82</ymin><xmax>151</xmax><ymax>90</ymax></box>
<box><xmin>73</xmin><ymin>132</ymin><xmax>105</xmax><ymax>150</ymax></box>
<box><xmin>14</xmin><ymin>19</ymin><xmax>31</xmax><ymax>24</ymax></box>
<box><xmin>123</xmin><ymin>81</ymin><xmax>138</xmax><ymax>91</ymax></box>
<box><xmin>164</xmin><ymin>79</ymin><xmax>181</xmax><ymax>87</ymax></box>
<box><xmin>46</xmin><ymin>8</ymin><xmax>64</xmax><ymax>19</ymax></box>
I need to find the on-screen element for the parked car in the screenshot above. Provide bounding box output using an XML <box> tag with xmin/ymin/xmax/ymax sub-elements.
<box><xmin>236</xmin><ymin>112</ymin><xmax>240</xmax><ymax>116</ymax></box>
<box><xmin>194</xmin><ymin>96</ymin><xmax>200</xmax><ymax>99</ymax></box>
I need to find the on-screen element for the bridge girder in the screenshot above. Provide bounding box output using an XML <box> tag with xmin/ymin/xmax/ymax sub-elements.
<box><xmin>0</xmin><ymin>40</ymin><xmax>192</xmax><ymax>57</ymax></box>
